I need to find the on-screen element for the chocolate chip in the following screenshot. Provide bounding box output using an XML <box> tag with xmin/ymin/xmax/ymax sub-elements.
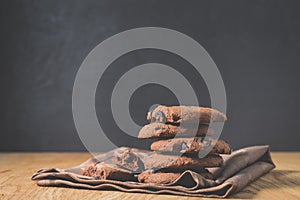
<box><xmin>100</xmin><ymin>171</ymin><xmax>105</xmax><ymax>179</ymax></box>
<box><xmin>181</xmin><ymin>142</ymin><xmax>188</xmax><ymax>150</ymax></box>
<box><xmin>172</xmin><ymin>113</ymin><xmax>180</xmax><ymax>122</ymax></box>
<box><xmin>202</xmin><ymin>139</ymin><xmax>211</xmax><ymax>147</ymax></box>
<box><xmin>155</xmin><ymin>111</ymin><xmax>166</xmax><ymax>123</ymax></box>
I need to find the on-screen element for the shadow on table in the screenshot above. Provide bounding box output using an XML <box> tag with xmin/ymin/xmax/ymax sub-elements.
<box><xmin>230</xmin><ymin>170</ymin><xmax>300</xmax><ymax>199</ymax></box>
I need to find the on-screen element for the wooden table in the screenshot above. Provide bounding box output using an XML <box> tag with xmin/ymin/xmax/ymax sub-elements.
<box><xmin>0</xmin><ymin>152</ymin><xmax>299</xmax><ymax>199</ymax></box>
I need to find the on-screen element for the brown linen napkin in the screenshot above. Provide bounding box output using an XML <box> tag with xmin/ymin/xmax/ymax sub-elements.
<box><xmin>31</xmin><ymin>145</ymin><xmax>275</xmax><ymax>198</ymax></box>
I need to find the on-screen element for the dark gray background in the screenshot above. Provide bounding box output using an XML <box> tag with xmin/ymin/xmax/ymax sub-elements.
<box><xmin>1</xmin><ymin>0</ymin><xmax>300</xmax><ymax>151</ymax></box>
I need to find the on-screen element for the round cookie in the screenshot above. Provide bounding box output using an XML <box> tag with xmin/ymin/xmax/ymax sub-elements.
<box><xmin>150</xmin><ymin>138</ymin><xmax>232</xmax><ymax>154</ymax></box>
<box><xmin>147</xmin><ymin>105</ymin><xmax>227</xmax><ymax>124</ymax></box>
<box><xmin>138</xmin><ymin>122</ymin><xmax>214</xmax><ymax>139</ymax></box>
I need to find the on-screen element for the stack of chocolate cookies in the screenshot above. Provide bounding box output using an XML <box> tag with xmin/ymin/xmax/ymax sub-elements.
<box><xmin>82</xmin><ymin>105</ymin><xmax>232</xmax><ymax>185</ymax></box>
<box><xmin>136</xmin><ymin>105</ymin><xmax>232</xmax><ymax>183</ymax></box>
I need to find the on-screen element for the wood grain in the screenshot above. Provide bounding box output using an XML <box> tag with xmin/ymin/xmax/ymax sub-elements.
<box><xmin>0</xmin><ymin>152</ymin><xmax>299</xmax><ymax>199</ymax></box>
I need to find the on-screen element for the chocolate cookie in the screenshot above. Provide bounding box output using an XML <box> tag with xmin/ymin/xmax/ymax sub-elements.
<box><xmin>138</xmin><ymin>122</ymin><xmax>214</xmax><ymax>139</ymax></box>
<box><xmin>138</xmin><ymin>171</ymin><xmax>181</xmax><ymax>184</ymax></box>
<box><xmin>138</xmin><ymin>168</ymin><xmax>213</xmax><ymax>184</ymax></box>
<box><xmin>82</xmin><ymin>163</ymin><xmax>136</xmax><ymax>181</ymax></box>
<box><xmin>150</xmin><ymin>138</ymin><xmax>232</xmax><ymax>154</ymax></box>
<box><xmin>113</xmin><ymin>148</ymin><xmax>145</xmax><ymax>173</ymax></box>
<box><xmin>147</xmin><ymin>105</ymin><xmax>227</xmax><ymax>124</ymax></box>
<box><xmin>113</xmin><ymin>147</ymin><xmax>223</xmax><ymax>172</ymax></box>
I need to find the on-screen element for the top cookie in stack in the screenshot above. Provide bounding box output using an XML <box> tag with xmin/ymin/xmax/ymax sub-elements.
<box><xmin>146</xmin><ymin>105</ymin><xmax>227</xmax><ymax>124</ymax></box>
